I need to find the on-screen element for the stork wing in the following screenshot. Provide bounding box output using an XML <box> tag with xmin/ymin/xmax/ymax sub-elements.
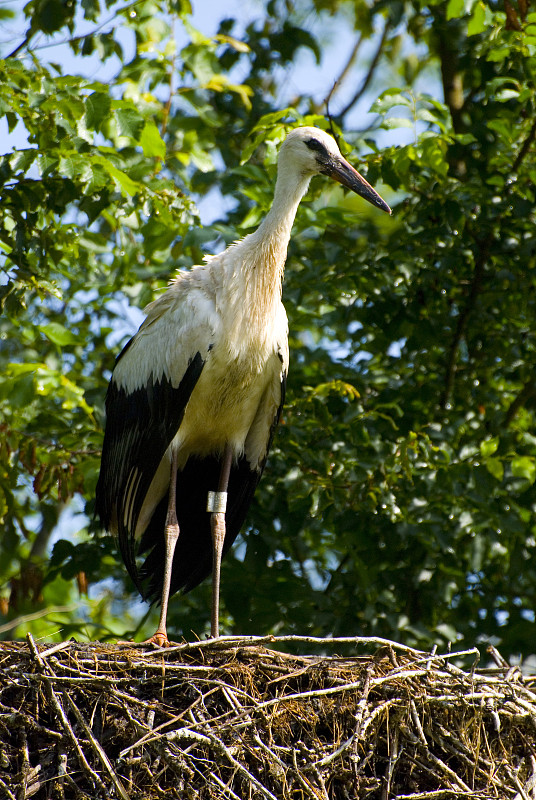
<box><xmin>95</xmin><ymin>288</ymin><xmax>215</xmax><ymax>590</ymax></box>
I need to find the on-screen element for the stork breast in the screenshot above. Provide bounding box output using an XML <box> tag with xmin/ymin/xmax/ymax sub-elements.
<box><xmin>174</xmin><ymin>340</ymin><xmax>281</xmax><ymax>458</ymax></box>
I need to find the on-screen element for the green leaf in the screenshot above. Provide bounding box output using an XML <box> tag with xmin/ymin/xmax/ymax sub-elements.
<box><xmin>39</xmin><ymin>322</ymin><xmax>81</xmax><ymax>346</ymax></box>
<box><xmin>8</xmin><ymin>374</ymin><xmax>35</xmax><ymax>407</ymax></box>
<box><xmin>59</xmin><ymin>153</ymin><xmax>87</xmax><ymax>180</ymax></box>
<box><xmin>85</xmin><ymin>92</ymin><xmax>112</xmax><ymax>131</ymax></box>
<box><xmin>39</xmin><ymin>154</ymin><xmax>59</xmax><ymax>176</ymax></box>
<box><xmin>486</xmin><ymin>46</ymin><xmax>510</xmax><ymax>63</ymax></box>
<box><xmin>371</xmin><ymin>90</ymin><xmax>413</xmax><ymax>114</ymax></box>
<box><xmin>467</xmin><ymin>1</ymin><xmax>487</xmax><ymax>35</ymax></box>
<box><xmin>115</xmin><ymin>107</ymin><xmax>145</xmax><ymax>140</ymax></box>
<box><xmin>139</xmin><ymin>121</ymin><xmax>166</xmax><ymax>160</ymax></box>
<box><xmin>313</xmin><ymin>380</ymin><xmax>361</xmax><ymax>400</ymax></box>
<box><xmin>11</xmin><ymin>149</ymin><xmax>37</xmax><ymax>174</ymax></box>
<box><xmin>204</xmin><ymin>75</ymin><xmax>253</xmax><ymax>109</ymax></box>
<box><xmin>480</xmin><ymin>437</ymin><xmax>499</xmax><ymax>458</ymax></box>
<box><xmin>251</xmin><ymin>108</ymin><xmax>298</xmax><ymax>132</ymax></box>
<box><xmin>381</xmin><ymin>117</ymin><xmax>414</xmax><ymax>130</ymax></box>
<box><xmin>6</xmin><ymin>363</ymin><xmax>45</xmax><ymax>377</ymax></box>
<box><xmin>485</xmin><ymin>458</ymin><xmax>504</xmax><ymax>481</ymax></box>
<box><xmin>214</xmin><ymin>33</ymin><xmax>250</xmax><ymax>53</ymax></box>
<box><xmin>446</xmin><ymin>0</ymin><xmax>468</xmax><ymax>19</ymax></box>
<box><xmin>511</xmin><ymin>456</ymin><xmax>536</xmax><ymax>484</ymax></box>
<box><xmin>93</xmin><ymin>155</ymin><xmax>140</xmax><ymax>196</ymax></box>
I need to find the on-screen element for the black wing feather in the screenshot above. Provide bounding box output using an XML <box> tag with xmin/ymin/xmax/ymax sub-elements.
<box><xmin>95</xmin><ymin>351</ymin><xmax>205</xmax><ymax>588</ymax></box>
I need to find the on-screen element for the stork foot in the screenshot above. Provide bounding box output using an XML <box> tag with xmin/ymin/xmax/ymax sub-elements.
<box><xmin>143</xmin><ymin>630</ymin><xmax>173</xmax><ymax>648</ymax></box>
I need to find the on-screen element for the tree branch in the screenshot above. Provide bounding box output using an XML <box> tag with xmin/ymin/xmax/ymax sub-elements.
<box><xmin>338</xmin><ymin>21</ymin><xmax>390</xmax><ymax>121</ymax></box>
<box><xmin>323</xmin><ymin>33</ymin><xmax>364</xmax><ymax>114</ymax></box>
<box><xmin>6</xmin><ymin>0</ymin><xmax>142</xmax><ymax>58</ymax></box>
<box><xmin>7</xmin><ymin>30</ymin><xmax>35</xmax><ymax>58</ymax></box>
<box><xmin>440</xmin><ymin>239</ymin><xmax>489</xmax><ymax>409</ymax></box>
<box><xmin>512</xmin><ymin>118</ymin><xmax>536</xmax><ymax>174</ymax></box>
<box><xmin>503</xmin><ymin>377</ymin><xmax>536</xmax><ymax>428</ymax></box>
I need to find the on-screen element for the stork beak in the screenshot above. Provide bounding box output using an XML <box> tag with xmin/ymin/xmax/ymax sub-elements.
<box><xmin>325</xmin><ymin>156</ymin><xmax>392</xmax><ymax>215</ymax></box>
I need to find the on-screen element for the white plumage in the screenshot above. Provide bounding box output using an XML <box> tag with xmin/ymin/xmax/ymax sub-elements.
<box><xmin>96</xmin><ymin>126</ymin><xmax>391</xmax><ymax>645</ymax></box>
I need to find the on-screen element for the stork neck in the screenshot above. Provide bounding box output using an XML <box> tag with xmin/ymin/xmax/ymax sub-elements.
<box><xmin>240</xmin><ymin>168</ymin><xmax>312</xmax><ymax>299</ymax></box>
<box><xmin>255</xmin><ymin>168</ymin><xmax>312</xmax><ymax>251</ymax></box>
<box><xmin>223</xmin><ymin>166</ymin><xmax>311</xmax><ymax>349</ymax></box>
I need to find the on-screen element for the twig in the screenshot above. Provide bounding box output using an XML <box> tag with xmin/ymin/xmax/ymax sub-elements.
<box><xmin>324</xmin><ymin>33</ymin><xmax>364</xmax><ymax>113</ymax></box>
<box><xmin>441</xmin><ymin>237</ymin><xmax>489</xmax><ymax>408</ymax></box>
<box><xmin>0</xmin><ymin>606</ymin><xmax>76</xmax><ymax>635</ymax></box>
<box><xmin>401</xmin><ymin>723</ymin><xmax>473</xmax><ymax>793</ymax></box>
<box><xmin>508</xmin><ymin>765</ymin><xmax>531</xmax><ymax>800</ymax></box>
<box><xmin>140</xmin><ymin>633</ymin><xmax>425</xmax><ymax>656</ymax></box>
<box><xmin>355</xmin><ymin>662</ymin><xmax>374</xmax><ymax>738</ymax></box>
<box><xmin>209</xmin><ymin>771</ymin><xmax>244</xmax><ymax>800</ymax></box>
<box><xmin>338</xmin><ymin>20</ymin><xmax>391</xmax><ymax>120</ymax></box>
<box><xmin>63</xmin><ymin>692</ymin><xmax>130</xmax><ymax>800</ymax></box>
<box><xmin>383</xmin><ymin>726</ymin><xmax>401</xmax><ymax>798</ymax></box>
<box><xmin>396</xmin><ymin>791</ymin><xmax>482</xmax><ymax>799</ymax></box>
<box><xmin>166</xmin><ymin>728</ymin><xmax>280</xmax><ymax>800</ymax></box>
<box><xmin>512</xmin><ymin>118</ymin><xmax>536</xmax><ymax>173</ymax></box>
<box><xmin>487</xmin><ymin>645</ymin><xmax>510</xmax><ymax>669</ymax></box>
<box><xmin>504</xmin><ymin>376</ymin><xmax>536</xmax><ymax>427</ymax></box>
<box><xmin>39</xmin><ymin>641</ymin><xmax>73</xmax><ymax>659</ymax></box>
<box><xmin>410</xmin><ymin>698</ymin><xmax>427</xmax><ymax>746</ymax></box>
<box><xmin>6</xmin><ymin>30</ymin><xmax>35</xmax><ymax>58</ymax></box>
<box><xmin>26</xmin><ymin>633</ymin><xmax>107</xmax><ymax>794</ymax></box>
<box><xmin>0</xmin><ymin>776</ymin><xmax>16</xmax><ymax>800</ymax></box>
<box><xmin>292</xmin><ymin>747</ymin><xmax>324</xmax><ymax>800</ymax></box>
<box><xmin>7</xmin><ymin>0</ymin><xmax>144</xmax><ymax>58</ymax></box>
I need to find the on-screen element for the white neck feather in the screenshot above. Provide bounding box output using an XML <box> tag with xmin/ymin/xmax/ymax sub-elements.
<box><xmin>231</xmin><ymin>166</ymin><xmax>312</xmax><ymax>317</ymax></box>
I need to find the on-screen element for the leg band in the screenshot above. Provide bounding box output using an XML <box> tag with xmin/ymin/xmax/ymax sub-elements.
<box><xmin>207</xmin><ymin>490</ymin><xmax>228</xmax><ymax>513</ymax></box>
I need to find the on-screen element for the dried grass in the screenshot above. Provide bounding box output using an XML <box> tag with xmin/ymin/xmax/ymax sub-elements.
<box><xmin>1</xmin><ymin>634</ymin><xmax>535</xmax><ymax>799</ymax></box>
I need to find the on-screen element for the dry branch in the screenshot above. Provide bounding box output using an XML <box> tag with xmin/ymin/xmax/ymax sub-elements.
<box><xmin>0</xmin><ymin>635</ymin><xmax>535</xmax><ymax>798</ymax></box>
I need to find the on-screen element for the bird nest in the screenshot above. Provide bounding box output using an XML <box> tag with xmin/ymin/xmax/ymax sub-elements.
<box><xmin>1</xmin><ymin>634</ymin><xmax>535</xmax><ymax>799</ymax></box>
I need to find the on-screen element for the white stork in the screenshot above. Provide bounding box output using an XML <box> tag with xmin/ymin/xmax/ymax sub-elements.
<box><xmin>95</xmin><ymin>126</ymin><xmax>391</xmax><ymax>646</ymax></box>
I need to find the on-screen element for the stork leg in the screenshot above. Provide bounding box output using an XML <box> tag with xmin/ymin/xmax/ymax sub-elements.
<box><xmin>209</xmin><ymin>444</ymin><xmax>233</xmax><ymax>638</ymax></box>
<box><xmin>146</xmin><ymin>449</ymin><xmax>180</xmax><ymax>647</ymax></box>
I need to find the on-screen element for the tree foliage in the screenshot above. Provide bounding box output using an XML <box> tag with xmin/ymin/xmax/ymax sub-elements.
<box><xmin>1</xmin><ymin>0</ymin><xmax>535</xmax><ymax>656</ymax></box>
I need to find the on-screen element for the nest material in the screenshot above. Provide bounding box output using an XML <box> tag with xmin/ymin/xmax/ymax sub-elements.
<box><xmin>0</xmin><ymin>634</ymin><xmax>535</xmax><ymax>799</ymax></box>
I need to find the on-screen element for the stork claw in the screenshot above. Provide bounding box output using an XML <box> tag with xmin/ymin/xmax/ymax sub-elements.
<box><xmin>143</xmin><ymin>631</ymin><xmax>173</xmax><ymax>648</ymax></box>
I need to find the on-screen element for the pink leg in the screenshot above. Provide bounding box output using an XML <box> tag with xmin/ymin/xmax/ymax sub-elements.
<box><xmin>145</xmin><ymin>450</ymin><xmax>179</xmax><ymax>647</ymax></box>
<box><xmin>209</xmin><ymin>445</ymin><xmax>233</xmax><ymax>638</ymax></box>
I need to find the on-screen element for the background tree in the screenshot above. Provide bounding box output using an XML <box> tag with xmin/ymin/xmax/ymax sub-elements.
<box><xmin>1</xmin><ymin>0</ymin><xmax>535</xmax><ymax>657</ymax></box>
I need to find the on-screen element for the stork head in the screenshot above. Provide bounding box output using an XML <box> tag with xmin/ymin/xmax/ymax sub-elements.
<box><xmin>280</xmin><ymin>126</ymin><xmax>391</xmax><ymax>215</ymax></box>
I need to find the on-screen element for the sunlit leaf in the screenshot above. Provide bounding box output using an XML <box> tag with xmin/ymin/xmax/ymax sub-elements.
<box><xmin>140</xmin><ymin>121</ymin><xmax>166</xmax><ymax>160</ymax></box>
<box><xmin>511</xmin><ymin>457</ymin><xmax>536</xmax><ymax>484</ymax></box>
<box><xmin>39</xmin><ymin>322</ymin><xmax>81</xmax><ymax>346</ymax></box>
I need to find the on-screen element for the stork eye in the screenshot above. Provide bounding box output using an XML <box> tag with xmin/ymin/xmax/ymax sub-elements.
<box><xmin>305</xmin><ymin>138</ymin><xmax>329</xmax><ymax>158</ymax></box>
